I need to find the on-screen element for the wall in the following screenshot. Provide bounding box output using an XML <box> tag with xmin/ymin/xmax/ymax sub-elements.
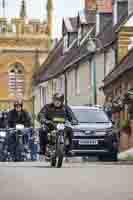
<box><xmin>105</xmin><ymin>47</ymin><xmax>115</xmax><ymax>76</ymax></box>
<box><xmin>67</xmin><ymin>61</ymin><xmax>91</xmax><ymax>105</ymax></box>
<box><xmin>0</xmin><ymin>17</ymin><xmax>50</xmax><ymax>112</ymax></box>
<box><xmin>93</xmin><ymin>47</ymin><xmax>115</xmax><ymax>105</ymax></box>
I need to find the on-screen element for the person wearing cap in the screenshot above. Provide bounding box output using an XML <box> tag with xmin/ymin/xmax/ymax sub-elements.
<box><xmin>38</xmin><ymin>93</ymin><xmax>77</xmax><ymax>155</ymax></box>
<box><xmin>8</xmin><ymin>100</ymin><xmax>32</xmax><ymax>128</ymax></box>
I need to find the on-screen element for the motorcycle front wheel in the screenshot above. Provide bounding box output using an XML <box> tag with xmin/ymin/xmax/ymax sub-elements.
<box><xmin>56</xmin><ymin>143</ymin><xmax>64</xmax><ymax>168</ymax></box>
<box><xmin>51</xmin><ymin>156</ymin><xmax>56</xmax><ymax>167</ymax></box>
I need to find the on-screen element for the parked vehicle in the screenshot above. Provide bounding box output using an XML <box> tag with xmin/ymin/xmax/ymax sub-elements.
<box><xmin>70</xmin><ymin>106</ymin><xmax>118</xmax><ymax>161</ymax></box>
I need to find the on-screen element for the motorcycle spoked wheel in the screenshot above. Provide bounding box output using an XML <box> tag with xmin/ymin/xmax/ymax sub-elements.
<box><xmin>50</xmin><ymin>144</ymin><xmax>64</xmax><ymax>168</ymax></box>
<box><xmin>56</xmin><ymin>143</ymin><xmax>64</xmax><ymax>168</ymax></box>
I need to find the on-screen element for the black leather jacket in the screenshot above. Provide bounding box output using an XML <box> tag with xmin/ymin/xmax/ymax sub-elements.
<box><xmin>8</xmin><ymin>109</ymin><xmax>32</xmax><ymax>128</ymax></box>
<box><xmin>38</xmin><ymin>103</ymin><xmax>76</xmax><ymax>125</ymax></box>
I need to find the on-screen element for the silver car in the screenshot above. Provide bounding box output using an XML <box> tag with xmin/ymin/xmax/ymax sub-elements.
<box><xmin>71</xmin><ymin>106</ymin><xmax>118</xmax><ymax>161</ymax></box>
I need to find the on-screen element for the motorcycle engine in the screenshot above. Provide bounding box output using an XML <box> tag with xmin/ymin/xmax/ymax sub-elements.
<box><xmin>48</xmin><ymin>130</ymin><xmax>56</xmax><ymax>145</ymax></box>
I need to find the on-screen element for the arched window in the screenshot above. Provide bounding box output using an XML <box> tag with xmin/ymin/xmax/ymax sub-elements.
<box><xmin>8</xmin><ymin>63</ymin><xmax>24</xmax><ymax>97</ymax></box>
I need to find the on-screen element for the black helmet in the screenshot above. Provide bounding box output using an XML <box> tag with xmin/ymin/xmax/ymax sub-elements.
<box><xmin>53</xmin><ymin>93</ymin><xmax>64</xmax><ymax>103</ymax></box>
<box><xmin>14</xmin><ymin>99</ymin><xmax>23</xmax><ymax>108</ymax></box>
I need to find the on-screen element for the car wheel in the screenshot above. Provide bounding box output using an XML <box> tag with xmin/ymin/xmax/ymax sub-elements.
<box><xmin>98</xmin><ymin>155</ymin><xmax>107</xmax><ymax>162</ymax></box>
<box><xmin>109</xmin><ymin>153</ymin><xmax>118</xmax><ymax>162</ymax></box>
<box><xmin>98</xmin><ymin>153</ymin><xmax>118</xmax><ymax>162</ymax></box>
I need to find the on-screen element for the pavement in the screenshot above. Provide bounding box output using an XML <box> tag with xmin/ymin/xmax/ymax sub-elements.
<box><xmin>118</xmin><ymin>148</ymin><xmax>133</xmax><ymax>160</ymax></box>
<box><xmin>0</xmin><ymin>160</ymin><xmax>133</xmax><ymax>200</ymax></box>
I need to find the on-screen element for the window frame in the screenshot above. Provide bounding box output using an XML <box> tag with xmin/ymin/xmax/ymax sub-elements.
<box><xmin>8</xmin><ymin>63</ymin><xmax>24</xmax><ymax>97</ymax></box>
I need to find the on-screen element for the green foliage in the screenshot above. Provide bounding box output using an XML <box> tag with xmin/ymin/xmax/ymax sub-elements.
<box><xmin>120</xmin><ymin>120</ymin><xmax>130</xmax><ymax>129</ymax></box>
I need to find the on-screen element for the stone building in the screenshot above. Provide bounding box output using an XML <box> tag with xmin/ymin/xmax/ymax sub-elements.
<box><xmin>0</xmin><ymin>0</ymin><xmax>53</xmax><ymax>111</ymax></box>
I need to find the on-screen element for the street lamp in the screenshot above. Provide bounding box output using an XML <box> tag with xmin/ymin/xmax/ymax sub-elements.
<box><xmin>87</xmin><ymin>36</ymin><xmax>104</xmax><ymax>105</ymax></box>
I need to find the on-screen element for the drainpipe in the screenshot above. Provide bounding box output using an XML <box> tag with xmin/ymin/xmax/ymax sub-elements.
<box><xmin>64</xmin><ymin>73</ymin><xmax>68</xmax><ymax>106</ymax></box>
<box><xmin>87</xmin><ymin>37</ymin><xmax>104</xmax><ymax>105</ymax></box>
<box><xmin>91</xmin><ymin>54</ymin><xmax>97</xmax><ymax>105</ymax></box>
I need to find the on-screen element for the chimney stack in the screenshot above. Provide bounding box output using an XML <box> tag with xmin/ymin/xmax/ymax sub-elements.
<box><xmin>85</xmin><ymin>0</ymin><xmax>97</xmax><ymax>10</ymax></box>
<box><xmin>97</xmin><ymin>0</ymin><xmax>112</xmax><ymax>13</ymax></box>
<box><xmin>96</xmin><ymin>0</ymin><xmax>113</xmax><ymax>35</ymax></box>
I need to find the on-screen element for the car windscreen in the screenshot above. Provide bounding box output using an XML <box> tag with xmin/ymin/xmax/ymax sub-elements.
<box><xmin>73</xmin><ymin>109</ymin><xmax>110</xmax><ymax>123</ymax></box>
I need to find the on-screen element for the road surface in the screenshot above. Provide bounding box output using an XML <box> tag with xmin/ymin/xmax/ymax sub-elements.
<box><xmin>0</xmin><ymin>161</ymin><xmax>132</xmax><ymax>200</ymax></box>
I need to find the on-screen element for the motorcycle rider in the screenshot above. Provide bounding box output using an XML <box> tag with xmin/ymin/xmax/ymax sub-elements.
<box><xmin>38</xmin><ymin>93</ymin><xmax>77</xmax><ymax>155</ymax></box>
<box><xmin>8</xmin><ymin>100</ymin><xmax>32</xmax><ymax>128</ymax></box>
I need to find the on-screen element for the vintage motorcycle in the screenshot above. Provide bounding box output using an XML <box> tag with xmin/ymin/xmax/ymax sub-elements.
<box><xmin>8</xmin><ymin>125</ymin><xmax>38</xmax><ymax>161</ymax></box>
<box><xmin>45</xmin><ymin>119</ymin><xmax>70</xmax><ymax>168</ymax></box>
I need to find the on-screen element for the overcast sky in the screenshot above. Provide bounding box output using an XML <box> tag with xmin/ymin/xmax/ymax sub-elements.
<box><xmin>0</xmin><ymin>0</ymin><xmax>84</xmax><ymax>37</ymax></box>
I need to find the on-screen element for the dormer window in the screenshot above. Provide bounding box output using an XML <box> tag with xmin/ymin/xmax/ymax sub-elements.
<box><xmin>63</xmin><ymin>34</ymin><xmax>69</xmax><ymax>53</ymax></box>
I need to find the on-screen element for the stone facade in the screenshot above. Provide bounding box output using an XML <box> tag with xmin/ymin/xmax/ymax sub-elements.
<box><xmin>0</xmin><ymin>0</ymin><xmax>53</xmax><ymax>111</ymax></box>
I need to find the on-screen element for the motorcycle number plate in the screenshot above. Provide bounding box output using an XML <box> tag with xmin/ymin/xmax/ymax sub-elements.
<box><xmin>65</xmin><ymin>139</ymin><xmax>69</xmax><ymax>145</ymax></box>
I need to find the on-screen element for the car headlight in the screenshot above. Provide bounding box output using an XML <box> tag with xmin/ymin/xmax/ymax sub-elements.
<box><xmin>0</xmin><ymin>131</ymin><xmax>6</xmax><ymax>137</ymax></box>
<box><xmin>73</xmin><ymin>131</ymin><xmax>85</xmax><ymax>136</ymax></box>
<box><xmin>95</xmin><ymin>131</ymin><xmax>106</xmax><ymax>136</ymax></box>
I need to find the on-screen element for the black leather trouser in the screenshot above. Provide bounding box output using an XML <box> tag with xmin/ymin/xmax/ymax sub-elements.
<box><xmin>39</xmin><ymin>126</ymin><xmax>49</xmax><ymax>154</ymax></box>
<box><xmin>39</xmin><ymin>126</ymin><xmax>73</xmax><ymax>154</ymax></box>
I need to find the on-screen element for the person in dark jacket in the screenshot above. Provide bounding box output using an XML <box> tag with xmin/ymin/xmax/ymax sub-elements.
<box><xmin>38</xmin><ymin>93</ymin><xmax>77</xmax><ymax>155</ymax></box>
<box><xmin>104</xmin><ymin>96</ymin><xmax>113</xmax><ymax>120</ymax></box>
<box><xmin>8</xmin><ymin>100</ymin><xmax>32</xmax><ymax>128</ymax></box>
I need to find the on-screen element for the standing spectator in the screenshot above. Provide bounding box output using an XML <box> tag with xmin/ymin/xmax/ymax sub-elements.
<box><xmin>104</xmin><ymin>96</ymin><xmax>113</xmax><ymax>120</ymax></box>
